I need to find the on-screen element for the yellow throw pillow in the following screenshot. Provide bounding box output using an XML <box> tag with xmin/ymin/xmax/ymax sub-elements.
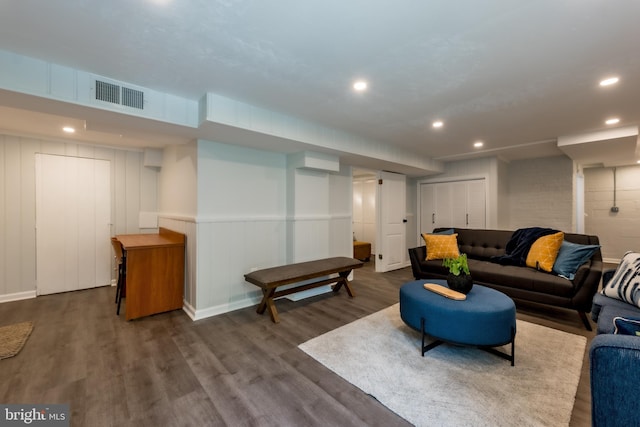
<box><xmin>526</xmin><ymin>232</ymin><xmax>564</xmax><ymax>272</ymax></box>
<box><xmin>422</xmin><ymin>233</ymin><xmax>460</xmax><ymax>261</ymax></box>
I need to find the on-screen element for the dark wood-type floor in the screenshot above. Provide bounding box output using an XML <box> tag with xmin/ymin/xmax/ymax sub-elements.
<box><xmin>0</xmin><ymin>262</ymin><xmax>598</xmax><ymax>427</ymax></box>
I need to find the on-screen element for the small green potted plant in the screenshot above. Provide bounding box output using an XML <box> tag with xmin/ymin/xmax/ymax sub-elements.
<box><xmin>442</xmin><ymin>253</ymin><xmax>473</xmax><ymax>294</ymax></box>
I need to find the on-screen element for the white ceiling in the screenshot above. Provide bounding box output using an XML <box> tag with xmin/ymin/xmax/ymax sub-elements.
<box><xmin>1</xmin><ymin>0</ymin><xmax>639</xmax><ymax>174</ymax></box>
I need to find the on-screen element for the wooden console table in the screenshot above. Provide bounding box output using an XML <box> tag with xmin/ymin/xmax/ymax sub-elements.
<box><xmin>244</xmin><ymin>257</ymin><xmax>363</xmax><ymax>323</ymax></box>
<box><xmin>115</xmin><ymin>228</ymin><xmax>185</xmax><ymax>320</ymax></box>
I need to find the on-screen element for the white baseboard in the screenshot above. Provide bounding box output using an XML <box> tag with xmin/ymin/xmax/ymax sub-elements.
<box><xmin>183</xmin><ymin>296</ymin><xmax>261</xmax><ymax>321</ymax></box>
<box><xmin>0</xmin><ymin>290</ymin><xmax>37</xmax><ymax>304</ymax></box>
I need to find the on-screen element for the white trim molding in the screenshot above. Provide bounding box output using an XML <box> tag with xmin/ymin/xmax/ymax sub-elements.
<box><xmin>0</xmin><ymin>290</ymin><xmax>37</xmax><ymax>304</ymax></box>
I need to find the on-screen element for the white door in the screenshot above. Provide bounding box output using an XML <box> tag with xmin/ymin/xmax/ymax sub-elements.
<box><xmin>434</xmin><ymin>183</ymin><xmax>452</xmax><ymax>229</ymax></box>
<box><xmin>376</xmin><ymin>171</ymin><xmax>406</xmax><ymax>272</ymax></box>
<box><xmin>35</xmin><ymin>154</ymin><xmax>111</xmax><ymax>295</ymax></box>
<box><xmin>419</xmin><ymin>183</ymin><xmax>435</xmax><ymax>244</ymax></box>
<box><xmin>451</xmin><ymin>181</ymin><xmax>468</xmax><ymax>228</ymax></box>
<box><xmin>362</xmin><ymin>178</ymin><xmax>377</xmax><ymax>252</ymax></box>
<box><xmin>466</xmin><ymin>180</ymin><xmax>486</xmax><ymax>228</ymax></box>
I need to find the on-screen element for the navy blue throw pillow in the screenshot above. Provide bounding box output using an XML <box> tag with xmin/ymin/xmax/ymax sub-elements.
<box><xmin>613</xmin><ymin>316</ymin><xmax>640</xmax><ymax>336</ymax></box>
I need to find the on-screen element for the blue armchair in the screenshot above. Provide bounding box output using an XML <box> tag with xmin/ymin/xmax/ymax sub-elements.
<box><xmin>589</xmin><ymin>269</ymin><xmax>640</xmax><ymax>427</ymax></box>
<box><xmin>590</xmin><ymin>334</ymin><xmax>640</xmax><ymax>426</ymax></box>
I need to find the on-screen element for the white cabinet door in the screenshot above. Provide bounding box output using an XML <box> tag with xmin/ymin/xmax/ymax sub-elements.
<box><xmin>419</xmin><ymin>179</ymin><xmax>486</xmax><ymax>236</ymax></box>
<box><xmin>466</xmin><ymin>180</ymin><xmax>486</xmax><ymax>228</ymax></box>
<box><xmin>35</xmin><ymin>154</ymin><xmax>111</xmax><ymax>295</ymax></box>
<box><xmin>451</xmin><ymin>181</ymin><xmax>468</xmax><ymax>228</ymax></box>
<box><xmin>419</xmin><ymin>183</ymin><xmax>435</xmax><ymax>243</ymax></box>
<box><xmin>434</xmin><ymin>183</ymin><xmax>452</xmax><ymax>229</ymax></box>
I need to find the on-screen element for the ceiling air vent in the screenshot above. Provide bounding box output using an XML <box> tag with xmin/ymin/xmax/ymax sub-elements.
<box><xmin>95</xmin><ymin>80</ymin><xmax>120</xmax><ymax>105</ymax></box>
<box><xmin>122</xmin><ymin>87</ymin><xmax>144</xmax><ymax>110</ymax></box>
<box><xmin>94</xmin><ymin>80</ymin><xmax>144</xmax><ymax>110</ymax></box>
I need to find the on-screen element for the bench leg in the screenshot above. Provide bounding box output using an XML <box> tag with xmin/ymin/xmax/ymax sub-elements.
<box><xmin>333</xmin><ymin>270</ymin><xmax>356</xmax><ymax>297</ymax></box>
<box><xmin>257</xmin><ymin>288</ymin><xmax>280</xmax><ymax>323</ymax></box>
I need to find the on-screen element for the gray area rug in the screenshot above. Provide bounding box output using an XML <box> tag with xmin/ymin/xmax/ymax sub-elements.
<box><xmin>299</xmin><ymin>304</ymin><xmax>586</xmax><ymax>427</ymax></box>
<box><xmin>0</xmin><ymin>321</ymin><xmax>34</xmax><ymax>360</ymax></box>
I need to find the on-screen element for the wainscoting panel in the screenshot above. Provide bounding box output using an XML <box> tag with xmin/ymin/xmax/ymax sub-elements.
<box><xmin>192</xmin><ymin>217</ymin><xmax>287</xmax><ymax>319</ymax></box>
<box><xmin>288</xmin><ymin>218</ymin><xmax>330</xmax><ymax>263</ymax></box>
<box><xmin>329</xmin><ymin>215</ymin><xmax>353</xmax><ymax>258</ymax></box>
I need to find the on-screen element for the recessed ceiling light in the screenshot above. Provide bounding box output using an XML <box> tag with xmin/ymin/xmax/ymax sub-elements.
<box><xmin>473</xmin><ymin>141</ymin><xmax>484</xmax><ymax>148</ymax></box>
<box><xmin>599</xmin><ymin>77</ymin><xmax>619</xmax><ymax>87</ymax></box>
<box><xmin>605</xmin><ymin>118</ymin><xmax>620</xmax><ymax>125</ymax></box>
<box><xmin>432</xmin><ymin>120</ymin><xmax>444</xmax><ymax>129</ymax></box>
<box><xmin>353</xmin><ymin>80</ymin><xmax>368</xmax><ymax>91</ymax></box>
<box><xmin>62</xmin><ymin>126</ymin><xmax>75</xmax><ymax>133</ymax></box>
<box><xmin>637</xmin><ymin>160</ymin><xmax>640</xmax><ymax>164</ymax></box>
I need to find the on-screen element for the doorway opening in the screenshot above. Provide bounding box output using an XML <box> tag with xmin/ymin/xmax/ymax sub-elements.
<box><xmin>352</xmin><ymin>168</ymin><xmax>377</xmax><ymax>258</ymax></box>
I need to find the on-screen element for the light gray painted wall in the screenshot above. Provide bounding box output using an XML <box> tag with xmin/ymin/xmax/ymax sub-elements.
<box><xmin>497</xmin><ymin>158</ymin><xmax>510</xmax><ymax>229</ymax></box>
<box><xmin>194</xmin><ymin>140</ymin><xmax>287</xmax><ymax>316</ymax></box>
<box><xmin>584</xmin><ymin>165</ymin><xmax>640</xmax><ymax>261</ymax></box>
<box><xmin>507</xmin><ymin>156</ymin><xmax>574</xmax><ymax>231</ymax></box>
<box><xmin>0</xmin><ymin>133</ymin><xmax>158</xmax><ymax>300</ymax></box>
<box><xmin>159</xmin><ymin>142</ymin><xmax>198</xmax><ymax>218</ymax></box>
<box><xmin>160</xmin><ymin>139</ymin><xmax>353</xmax><ymax>320</ymax></box>
<box><xmin>329</xmin><ymin>164</ymin><xmax>353</xmax><ymax>258</ymax></box>
<box><xmin>406</xmin><ymin>177</ymin><xmax>418</xmax><ymax>249</ymax></box>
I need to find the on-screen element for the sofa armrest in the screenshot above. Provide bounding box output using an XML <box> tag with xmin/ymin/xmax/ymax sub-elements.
<box><xmin>571</xmin><ymin>258</ymin><xmax>603</xmax><ymax>312</ymax></box>
<box><xmin>590</xmin><ymin>334</ymin><xmax>640</xmax><ymax>427</ymax></box>
<box><xmin>408</xmin><ymin>246</ymin><xmax>426</xmax><ymax>280</ymax></box>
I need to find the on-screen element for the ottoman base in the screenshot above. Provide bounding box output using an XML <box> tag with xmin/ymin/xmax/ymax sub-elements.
<box><xmin>420</xmin><ymin>318</ymin><xmax>515</xmax><ymax>366</ymax></box>
<box><xmin>400</xmin><ymin>279</ymin><xmax>517</xmax><ymax>366</ymax></box>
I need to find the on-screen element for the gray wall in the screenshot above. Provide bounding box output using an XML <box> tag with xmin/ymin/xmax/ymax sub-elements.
<box><xmin>584</xmin><ymin>165</ymin><xmax>640</xmax><ymax>261</ymax></box>
<box><xmin>507</xmin><ymin>156</ymin><xmax>574</xmax><ymax>232</ymax></box>
<box><xmin>0</xmin><ymin>133</ymin><xmax>158</xmax><ymax>300</ymax></box>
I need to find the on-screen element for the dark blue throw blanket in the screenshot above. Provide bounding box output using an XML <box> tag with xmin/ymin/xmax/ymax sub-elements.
<box><xmin>490</xmin><ymin>227</ymin><xmax>559</xmax><ymax>266</ymax></box>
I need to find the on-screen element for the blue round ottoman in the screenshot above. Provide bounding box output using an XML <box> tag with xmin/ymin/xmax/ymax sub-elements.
<box><xmin>399</xmin><ymin>279</ymin><xmax>517</xmax><ymax>365</ymax></box>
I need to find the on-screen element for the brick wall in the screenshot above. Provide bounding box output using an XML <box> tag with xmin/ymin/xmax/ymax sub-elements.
<box><xmin>508</xmin><ymin>156</ymin><xmax>574</xmax><ymax>231</ymax></box>
<box><xmin>584</xmin><ymin>165</ymin><xmax>640</xmax><ymax>261</ymax></box>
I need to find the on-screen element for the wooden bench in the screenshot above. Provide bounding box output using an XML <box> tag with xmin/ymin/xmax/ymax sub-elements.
<box><xmin>244</xmin><ymin>257</ymin><xmax>364</xmax><ymax>323</ymax></box>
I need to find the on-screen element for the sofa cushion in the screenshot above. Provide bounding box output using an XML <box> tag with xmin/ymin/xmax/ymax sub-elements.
<box><xmin>525</xmin><ymin>232</ymin><xmax>564</xmax><ymax>272</ymax></box>
<box><xmin>469</xmin><ymin>259</ymin><xmax>575</xmax><ymax>298</ymax></box>
<box><xmin>602</xmin><ymin>251</ymin><xmax>640</xmax><ymax>307</ymax></box>
<box><xmin>553</xmin><ymin>241</ymin><xmax>601</xmax><ymax>280</ymax></box>
<box><xmin>423</xmin><ymin>233</ymin><xmax>460</xmax><ymax>261</ymax></box>
<box><xmin>451</xmin><ymin>228</ymin><xmax>511</xmax><ymax>260</ymax></box>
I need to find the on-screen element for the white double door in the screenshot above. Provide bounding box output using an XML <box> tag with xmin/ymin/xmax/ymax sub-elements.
<box><xmin>419</xmin><ymin>179</ymin><xmax>486</xmax><ymax>239</ymax></box>
<box><xmin>35</xmin><ymin>154</ymin><xmax>111</xmax><ymax>295</ymax></box>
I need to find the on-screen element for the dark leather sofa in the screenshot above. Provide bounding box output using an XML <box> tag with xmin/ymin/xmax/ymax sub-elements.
<box><xmin>408</xmin><ymin>227</ymin><xmax>603</xmax><ymax>330</ymax></box>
